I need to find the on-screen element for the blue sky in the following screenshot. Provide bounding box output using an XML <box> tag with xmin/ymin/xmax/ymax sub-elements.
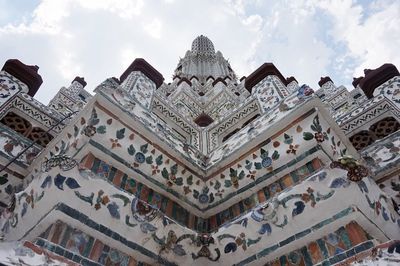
<box><xmin>0</xmin><ymin>0</ymin><xmax>399</xmax><ymax>104</ymax></box>
<box><xmin>0</xmin><ymin>0</ymin><xmax>39</xmax><ymax>25</ymax></box>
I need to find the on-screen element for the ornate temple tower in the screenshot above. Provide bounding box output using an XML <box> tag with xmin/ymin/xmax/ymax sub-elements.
<box><xmin>175</xmin><ymin>35</ymin><xmax>236</xmax><ymax>83</ymax></box>
<box><xmin>0</xmin><ymin>36</ymin><xmax>399</xmax><ymax>265</ymax></box>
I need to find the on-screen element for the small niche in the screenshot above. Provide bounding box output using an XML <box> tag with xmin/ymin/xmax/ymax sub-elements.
<box><xmin>194</xmin><ymin>113</ymin><xmax>214</xmax><ymax>127</ymax></box>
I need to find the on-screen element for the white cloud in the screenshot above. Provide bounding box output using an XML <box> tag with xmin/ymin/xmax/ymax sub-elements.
<box><xmin>120</xmin><ymin>48</ymin><xmax>139</xmax><ymax>69</ymax></box>
<box><xmin>144</xmin><ymin>18</ymin><xmax>162</xmax><ymax>39</ymax></box>
<box><xmin>0</xmin><ymin>0</ymin><xmax>71</xmax><ymax>35</ymax></box>
<box><xmin>242</xmin><ymin>0</ymin><xmax>334</xmax><ymax>87</ymax></box>
<box><xmin>316</xmin><ymin>0</ymin><xmax>400</xmax><ymax>79</ymax></box>
<box><xmin>58</xmin><ymin>52</ymin><xmax>82</xmax><ymax>79</ymax></box>
<box><xmin>76</xmin><ymin>0</ymin><xmax>144</xmax><ymax>18</ymax></box>
<box><xmin>241</xmin><ymin>14</ymin><xmax>263</xmax><ymax>32</ymax></box>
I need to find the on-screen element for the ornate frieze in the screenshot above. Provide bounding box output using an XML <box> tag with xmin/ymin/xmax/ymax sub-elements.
<box><xmin>0</xmin><ymin>94</ymin><xmax>65</xmax><ymax>134</ymax></box>
<box><xmin>1</xmin><ymin>163</ymin><xmax>398</xmax><ymax>265</ymax></box>
<box><xmin>121</xmin><ymin>71</ymin><xmax>157</xmax><ymax>110</ymax></box>
<box><xmin>0</xmin><ymin>71</ymin><xmax>28</xmax><ymax>108</ymax></box>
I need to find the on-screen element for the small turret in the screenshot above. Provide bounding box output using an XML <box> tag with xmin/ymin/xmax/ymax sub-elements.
<box><xmin>120</xmin><ymin>58</ymin><xmax>164</xmax><ymax>89</ymax></box>
<box><xmin>354</xmin><ymin>64</ymin><xmax>399</xmax><ymax>98</ymax></box>
<box><xmin>286</xmin><ymin>76</ymin><xmax>298</xmax><ymax>93</ymax></box>
<box><xmin>245</xmin><ymin>63</ymin><xmax>288</xmax><ymax>93</ymax></box>
<box><xmin>1</xmin><ymin>59</ymin><xmax>43</xmax><ymax>96</ymax></box>
<box><xmin>48</xmin><ymin>76</ymin><xmax>91</xmax><ymax>116</ymax></box>
<box><xmin>72</xmin><ymin>76</ymin><xmax>87</xmax><ymax>88</ymax></box>
<box><xmin>119</xmin><ymin>58</ymin><xmax>164</xmax><ymax>109</ymax></box>
<box><xmin>318</xmin><ymin>76</ymin><xmax>333</xmax><ymax>87</ymax></box>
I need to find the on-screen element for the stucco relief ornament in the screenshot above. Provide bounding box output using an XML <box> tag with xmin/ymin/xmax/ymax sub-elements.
<box><xmin>42</xmin><ymin>154</ymin><xmax>78</xmax><ymax>172</ymax></box>
<box><xmin>330</xmin><ymin>155</ymin><xmax>369</xmax><ymax>182</ymax></box>
<box><xmin>198</xmin><ymin>192</ymin><xmax>209</xmax><ymax>204</ymax></box>
<box><xmin>7</xmin><ymin>194</ymin><xmax>16</xmax><ymax>212</ymax></box>
<box><xmin>192</xmin><ymin>234</ymin><xmax>220</xmax><ymax>262</ymax></box>
<box><xmin>83</xmin><ymin>125</ymin><xmax>96</xmax><ymax>137</ymax></box>
<box><xmin>251</xmin><ymin>199</ymin><xmax>279</xmax><ymax>222</ymax></box>
<box><xmin>112</xmin><ymin>87</ymin><xmax>136</xmax><ymax>112</ymax></box>
<box><xmin>0</xmin><ymin>83</ymin><xmax>12</xmax><ymax>98</ymax></box>
<box><xmin>297</xmin><ymin>84</ymin><xmax>314</xmax><ymax>99</ymax></box>
<box><xmin>152</xmin><ymin>230</ymin><xmax>187</xmax><ymax>256</ymax></box>
<box><xmin>0</xmin><ymin>75</ymin><xmax>20</xmax><ymax>99</ymax></box>
<box><xmin>131</xmin><ymin>198</ymin><xmax>157</xmax><ymax>222</ymax></box>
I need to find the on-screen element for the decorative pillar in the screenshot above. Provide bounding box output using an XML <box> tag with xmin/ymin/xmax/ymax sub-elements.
<box><xmin>0</xmin><ymin>59</ymin><xmax>42</xmax><ymax>112</ymax></box>
<box><xmin>119</xmin><ymin>58</ymin><xmax>164</xmax><ymax>110</ymax></box>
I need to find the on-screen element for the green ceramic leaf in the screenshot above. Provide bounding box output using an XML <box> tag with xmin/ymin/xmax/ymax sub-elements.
<box><xmin>153</xmin><ymin>233</ymin><xmax>166</xmax><ymax>245</ymax></box>
<box><xmin>127</xmin><ymin>145</ymin><xmax>136</xmax><ymax>156</ymax></box>
<box><xmin>125</xmin><ymin>215</ymin><xmax>137</xmax><ymax>227</ymax></box>
<box><xmin>187</xmin><ymin>175</ymin><xmax>193</xmax><ymax>185</ymax></box>
<box><xmin>229</xmin><ymin>168</ymin><xmax>237</xmax><ymax>177</ymax></box>
<box><xmin>311</xmin><ymin>124</ymin><xmax>318</xmax><ymax>132</ymax></box>
<box><xmin>231</xmin><ymin>175</ymin><xmax>238</xmax><ymax>183</ymax></box>
<box><xmin>313</xmin><ymin>115</ymin><xmax>319</xmax><ymax>125</ymax></box>
<box><xmin>224</xmin><ymin>180</ymin><xmax>232</xmax><ymax>188</ymax></box>
<box><xmin>111</xmin><ymin>194</ymin><xmax>130</xmax><ymax>206</ymax></box>
<box><xmin>254</xmin><ymin>162</ymin><xmax>262</xmax><ymax>170</ymax></box>
<box><xmin>245</xmin><ymin>162</ymin><xmax>253</xmax><ymax>170</ymax></box>
<box><xmin>271</xmin><ymin>150</ymin><xmax>280</xmax><ymax>160</ymax></box>
<box><xmin>283</xmin><ymin>133</ymin><xmax>293</xmax><ymax>144</ymax></box>
<box><xmin>0</xmin><ymin>174</ymin><xmax>8</xmax><ymax>185</ymax></box>
<box><xmin>238</xmin><ymin>170</ymin><xmax>245</xmax><ymax>180</ymax></box>
<box><xmin>35</xmin><ymin>191</ymin><xmax>45</xmax><ymax>202</ymax></box>
<box><xmin>209</xmin><ymin>193</ymin><xmax>215</xmax><ymax>203</ymax></box>
<box><xmin>128</xmin><ymin>178</ymin><xmax>136</xmax><ymax>187</ymax></box>
<box><xmin>140</xmin><ymin>143</ymin><xmax>148</xmax><ymax>153</ymax></box>
<box><xmin>170</xmin><ymin>164</ymin><xmax>178</xmax><ymax>175</ymax></box>
<box><xmin>161</xmin><ymin>168</ymin><xmax>169</xmax><ymax>179</ymax></box>
<box><xmin>247</xmin><ymin>237</ymin><xmax>262</xmax><ymax>246</ymax></box>
<box><xmin>74</xmin><ymin>125</ymin><xmax>79</xmax><ymax>137</ymax></box>
<box><xmin>146</xmin><ymin>156</ymin><xmax>153</xmax><ymax>164</ymax></box>
<box><xmin>60</xmin><ymin>140</ymin><xmax>66</xmax><ymax>153</ymax></box>
<box><xmin>90</xmin><ymin>117</ymin><xmax>100</xmax><ymax>126</ymax></box>
<box><xmin>193</xmin><ymin>189</ymin><xmax>199</xmax><ymax>199</ymax></box>
<box><xmin>89</xmin><ymin>109</ymin><xmax>99</xmax><ymax>125</ymax></box>
<box><xmin>116</xmin><ymin>128</ymin><xmax>125</xmax><ymax>139</ymax></box>
<box><xmin>74</xmin><ymin>191</ymin><xmax>94</xmax><ymax>205</ymax></box>
<box><xmin>89</xmin><ymin>109</ymin><xmax>98</xmax><ymax>125</ymax></box>
<box><xmin>97</xmin><ymin>125</ymin><xmax>106</xmax><ymax>134</ymax></box>
<box><xmin>260</xmin><ymin>148</ymin><xmax>268</xmax><ymax>158</ymax></box>
<box><xmin>214</xmin><ymin>180</ymin><xmax>221</xmax><ymax>190</ymax></box>
<box><xmin>155</xmin><ymin>155</ymin><xmax>163</xmax><ymax>166</ymax></box>
<box><xmin>303</xmin><ymin>132</ymin><xmax>314</xmax><ymax>141</ymax></box>
<box><xmin>217</xmin><ymin>234</ymin><xmax>236</xmax><ymax>241</ymax></box>
<box><xmin>174</xmin><ymin>177</ymin><xmax>183</xmax><ymax>186</ymax></box>
<box><xmin>312</xmin><ymin>115</ymin><xmax>322</xmax><ymax>132</ymax></box>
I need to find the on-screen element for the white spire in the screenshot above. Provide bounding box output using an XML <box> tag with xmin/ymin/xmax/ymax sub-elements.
<box><xmin>174</xmin><ymin>35</ymin><xmax>236</xmax><ymax>82</ymax></box>
<box><xmin>191</xmin><ymin>35</ymin><xmax>215</xmax><ymax>56</ymax></box>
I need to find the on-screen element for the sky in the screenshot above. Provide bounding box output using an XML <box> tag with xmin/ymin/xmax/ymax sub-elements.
<box><xmin>0</xmin><ymin>0</ymin><xmax>399</xmax><ymax>104</ymax></box>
